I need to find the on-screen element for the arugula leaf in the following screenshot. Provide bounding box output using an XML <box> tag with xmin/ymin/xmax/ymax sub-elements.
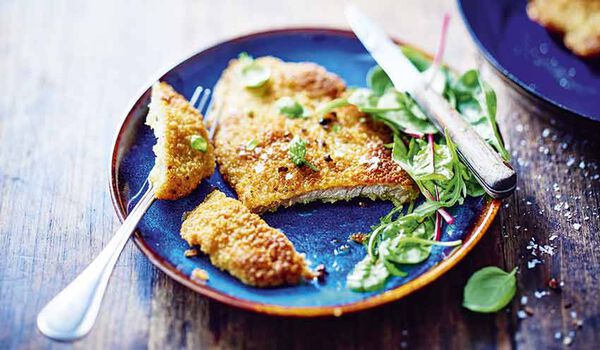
<box><xmin>463</xmin><ymin>266</ymin><xmax>517</xmax><ymax>313</ymax></box>
<box><xmin>288</xmin><ymin>136</ymin><xmax>318</xmax><ymax>171</ymax></box>
<box><xmin>238</xmin><ymin>52</ymin><xmax>271</xmax><ymax>88</ymax></box>
<box><xmin>276</xmin><ymin>97</ymin><xmax>306</xmax><ymax>119</ymax></box>
<box><xmin>347</xmin><ymin>256</ymin><xmax>389</xmax><ymax>292</ymax></box>
<box><xmin>190</xmin><ymin>135</ymin><xmax>208</xmax><ymax>152</ymax></box>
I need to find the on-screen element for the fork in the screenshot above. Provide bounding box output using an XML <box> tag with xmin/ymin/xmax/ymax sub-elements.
<box><xmin>36</xmin><ymin>85</ymin><xmax>213</xmax><ymax>341</ymax></box>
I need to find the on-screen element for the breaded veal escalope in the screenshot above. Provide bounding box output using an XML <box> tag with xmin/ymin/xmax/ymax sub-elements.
<box><xmin>180</xmin><ymin>190</ymin><xmax>315</xmax><ymax>287</ymax></box>
<box><xmin>210</xmin><ymin>56</ymin><xmax>419</xmax><ymax>213</ymax></box>
<box><xmin>146</xmin><ymin>82</ymin><xmax>215</xmax><ymax>200</ymax></box>
<box><xmin>527</xmin><ymin>0</ymin><xmax>600</xmax><ymax>58</ymax></box>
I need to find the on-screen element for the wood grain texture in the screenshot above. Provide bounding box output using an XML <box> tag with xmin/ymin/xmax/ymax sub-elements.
<box><xmin>0</xmin><ymin>0</ymin><xmax>599</xmax><ymax>349</ymax></box>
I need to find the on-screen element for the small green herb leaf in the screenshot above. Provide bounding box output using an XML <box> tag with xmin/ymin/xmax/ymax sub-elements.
<box><xmin>239</xmin><ymin>52</ymin><xmax>271</xmax><ymax>88</ymax></box>
<box><xmin>463</xmin><ymin>266</ymin><xmax>517</xmax><ymax>313</ymax></box>
<box><xmin>246</xmin><ymin>139</ymin><xmax>259</xmax><ymax>151</ymax></box>
<box><xmin>288</xmin><ymin>136</ymin><xmax>318</xmax><ymax>171</ymax></box>
<box><xmin>367</xmin><ymin>65</ymin><xmax>393</xmax><ymax>96</ymax></box>
<box><xmin>190</xmin><ymin>135</ymin><xmax>208</xmax><ymax>152</ymax></box>
<box><xmin>347</xmin><ymin>256</ymin><xmax>390</xmax><ymax>292</ymax></box>
<box><xmin>276</xmin><ymin>97</ymin><xmax>305</xmax><ymax>119</ymax></box>
<box><xmin>332</xmin><ymin>124</ymin><xmax>341</xmax><ymax>133</ymax></box>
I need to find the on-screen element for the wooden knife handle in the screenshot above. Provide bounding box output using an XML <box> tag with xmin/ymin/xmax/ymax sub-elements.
<box><xmin>411</xmin><ymin>84</ymin><xmax>516</xmax><ymax>198</ymax></box>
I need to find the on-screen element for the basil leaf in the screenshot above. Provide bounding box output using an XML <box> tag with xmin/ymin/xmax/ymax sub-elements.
<box><xmin>347</xmin><ymin>256</ymin><xmax>389</xmax><ymax>292</ymax></box>
<box><xmin>288</xmin><ymin>136</ymin><xmax>318</xmax><ymax>171</ymax></box>
<box><xmin>463</xmin><ymin>266</ymin><xmax>517</xmax><ymax>313</ymax></box>
<box><xmin>190</xmin><ymin>135</ymin><xmax>208</xmax><ymax>152</ymax></box>
<box><xmin>367</xmin><ymin>65</ymin><xmax>393</xmax><ymax>96</ymax></box>
<box><xmin>276</xmin><ymin>97</ymin><xmax>305</xmax><ymax>119</ymax></box>
<box><xmin>238</xmin><ymin>52</ymin><xmax>270</xmax><ymax>88</ymax></box>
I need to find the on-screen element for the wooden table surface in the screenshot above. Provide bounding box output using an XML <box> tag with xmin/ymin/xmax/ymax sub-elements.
<box><xmin>1</xmin><ymin>0</ymin><xmax>599</xmax><ymax>349</ymax></box>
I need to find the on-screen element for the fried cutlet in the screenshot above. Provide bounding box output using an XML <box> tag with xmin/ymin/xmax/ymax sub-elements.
<box><xmin>180</xmin><ymin>190</ymin><xmax>315</xmax><ymax>287</ymax></box>
<box><xmin>146</xmin><ymin>82</ymin><xmax>215</xmax><ymax>200</ymax></box>
<box><xmin>209</xmin><ymin>56</ymin><xmax>419</xmax><ymax>213</ymax></box>
<box><xmin>527</xmin><ymin>0</ymin><xmax>600</xmax><ymax>57</ymax></box>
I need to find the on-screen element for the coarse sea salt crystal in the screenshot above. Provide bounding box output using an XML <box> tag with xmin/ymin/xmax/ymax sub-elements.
<box><xmin>573</xmin><ymin>223</ymin><xmax>581</xmax><ymax>230</ymax></box>
<box><xmin>254</xmin><ymin>163</ymin><xmax>265</xmax><ymax>174</ymax></box>
<box><xmin>521</xmin><ymin>296</ymin><xmax>528</xmax><ymax>305</ymax></box>
<box><xmin>528</xmin><ymin>259</ymin><xmax>542</xmax><ymax>269</ymax></box>
<box><xmin>517</xmin><ymin>310</ymin><xmax>528</xmax><ymax>319</ymax></box>
<box><xmin>542</xmin><ymin>128</ymin><xmax>551</xmax><ymax>137</ymax></box>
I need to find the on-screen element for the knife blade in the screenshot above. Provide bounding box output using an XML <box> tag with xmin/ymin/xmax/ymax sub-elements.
<box><xmin>345</xmin><ymin>5</ymin><xmax>516</xmax><ymax>198</ymax></box>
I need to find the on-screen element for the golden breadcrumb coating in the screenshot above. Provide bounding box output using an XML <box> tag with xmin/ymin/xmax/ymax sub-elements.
<box><xmin>210</xmin><ymin>56</ymin><xmax>419</xmax><ymax>213</ymax></box>
<box><xmin>180</xmin><ymin>190</ymin><xmax>315</xmax><ymax>287</ymax></box>
<box><xmin>146</xmin><ymin>82</ymin><xmax>215</xmax><ymax>200</ymax></box>
<box><xmin>527</xmin><ymin>0</ymin><xmax>600</xmax><ymax>57</ymax></box>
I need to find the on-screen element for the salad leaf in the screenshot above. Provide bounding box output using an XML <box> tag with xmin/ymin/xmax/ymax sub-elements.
<box><xmin>288</xmin><ymin>136</ymin><xmax>318</xmax><ymax>171</ymax></box>
<box><xmin>463</xmin><ymin>266</ymin><xmax>517</xmax><ymax>313</ymax></box>
<box><xmin>347</xmin><ymin>256</ymin><xmax>389</xmax><ymax>292</ymax></box>
<box><xmin>239</xmin><ymin>52</ymin><xmax>271</xmax><ymax>88</ymax></box>
<box><xmin>400</xmin><ymin>46</ymin><xmax>432</xmax><ymax>72</ymax></box>
<box><xmin>347</xmin><ymin>89</ymin><xmax>437</xmax><ymax>136</ymax></box>
<box><xmin>367</xmin><ymin>65</ymin><xmax>393</xmax><ymax>96</ymax></box>
<box><xmin>448</xmin><ymin>70</ymin><xmax>510</xmax><ymax>160</ymax></box>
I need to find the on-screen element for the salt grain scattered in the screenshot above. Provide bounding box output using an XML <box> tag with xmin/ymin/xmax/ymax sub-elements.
<box><xmin>521</xmin><ymin>296</ymin><xmax>528</xmax><ymax>305</ymax></box>
<box><xmin>528</xmin><ymin>259</ymin><xmax>542</xmax><ymax>269</ymax></box>
<box><xmin>534</xmin><ymin>290</ymin><xmax>551</xmax><ymax>299</ymax></box>
<box><xmin>542</xmin><ymin>128</ymin><xmax>551</xmax><ymax>137</ymax></box>
<box><xmin>566</xmin><ymin>157</ymin><xmax>576</xmax><ymax>167</ymax></box>
<box><xmin>573</xmin><ymin>223</ymin><xmax>581</xmax><ymax>231</ymax></box>
<box><xmin>554</xmin><ymin>331</ymin><xmax>562</xmax><ymax>340</ymax></box>
<box><xmin>549</xmin><ymin>235</ymin><xmax>558</xmax><ymax>241</ymax></box>
<box><xmin>579</xmin><ymin>161</ymin><xmax>586</xmax><ymax>169</ymax></box>
<box><xmin>517</xmin><ymin>310</ymin><xmax>528</xmax><ymax>319</ymax></box>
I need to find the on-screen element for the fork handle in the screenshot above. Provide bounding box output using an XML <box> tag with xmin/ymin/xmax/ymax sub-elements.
<box><xmin>37</xmin><ymin>186</ymin><xmax>155</xmax><ymax>341</ymax></box>
<box><xmin>411</xmin><ymin>83</ymin><xmax>517</xmax><ymax>198</ymax></box>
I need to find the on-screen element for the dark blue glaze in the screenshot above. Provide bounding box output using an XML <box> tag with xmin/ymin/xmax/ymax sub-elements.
<box><xmin>459</xmin><ymin>0</ymin><xmax>600</xmax><ymax>121</ymax></box>
<box><xmin>116</xmin><ymin>30</ymin><xmax>487</xmax><ymax>308</ymax></box>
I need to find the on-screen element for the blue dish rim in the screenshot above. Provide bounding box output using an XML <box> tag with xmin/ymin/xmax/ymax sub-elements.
<box><xmin>457</xmin><ymin>0</ymin><xmax>598</xmax><ymax>121</ymax></box>
<box><xmin>108</xmin><ymin>27</ymin><xmax>501</xmax><ymax>317</ymax></box>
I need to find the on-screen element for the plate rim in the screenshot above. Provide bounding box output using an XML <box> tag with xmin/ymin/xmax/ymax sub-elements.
<box><xmin>109</xmin><ymin>27</ymin><xmax>502</xmax><ymax>317</ymax></box>
<box><xmin>457</xmin><ymin>0</ymin><xmax>599</xmax><ymax>121</ymax></box>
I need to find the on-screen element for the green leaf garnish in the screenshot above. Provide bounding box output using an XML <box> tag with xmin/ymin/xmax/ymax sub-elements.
<box><xmin>367</xmin><ymin>65</ymin><xmax>393</xmax><ymax>96</ymax></box>
<box><xmin>239</xmin><ymin>52</ymin><xmax>271</xmax><ymax>88</ymax></box>
<box><xmin>332</xmin><ymin>124</ymin><xmax>342</xmax><ymax>133</ymax></box>
<box><xmin>276</xmin><ymin>97</ymin><xmax>306</xmax><ymax>119</ymax></box>
<box><xmin>463</xmin><ymin>266</ymin><xmax>517</xmax><ymax>313</ymax></box>
<box><xmin>347</xmin><ymin>256</ymin><xmax>389</xmax><ymax>292</ymax></box>
<box><xmin>190</xmin><ymin>135</ymin><xmax>208</xmax><ymax>152</ymax></box>
<box><xmin>246</xmin><ymin>139</ymin><xmax>259</xmax><ymax>151</ymax></box>
<box><xmin>288</xmin><ymin>136</ymin><xmax>318</xmax><ymax>171</ymax></box>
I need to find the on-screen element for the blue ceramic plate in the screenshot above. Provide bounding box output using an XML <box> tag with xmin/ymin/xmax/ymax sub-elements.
<box><xmin>458</xmin><ymin>0</ymin><xmax>600</xmax><ymax>122</ymax></box>
<box><xmin>110</xmin><ymin>28</ymin><xmax>500</xmax><ymax>317</ymax></box>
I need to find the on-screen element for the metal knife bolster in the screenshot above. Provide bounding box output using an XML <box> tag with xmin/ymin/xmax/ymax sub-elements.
<box><xmin>410</xmin><ymin>83</ymin><xmax>517</xmax><ymax>198</ymax></box>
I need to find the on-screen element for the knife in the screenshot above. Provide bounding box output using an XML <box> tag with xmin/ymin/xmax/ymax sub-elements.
<box><xmin>345</xmin><ymin>5</ymin><xmax>516</xmax><ymax>199</ymax></box>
